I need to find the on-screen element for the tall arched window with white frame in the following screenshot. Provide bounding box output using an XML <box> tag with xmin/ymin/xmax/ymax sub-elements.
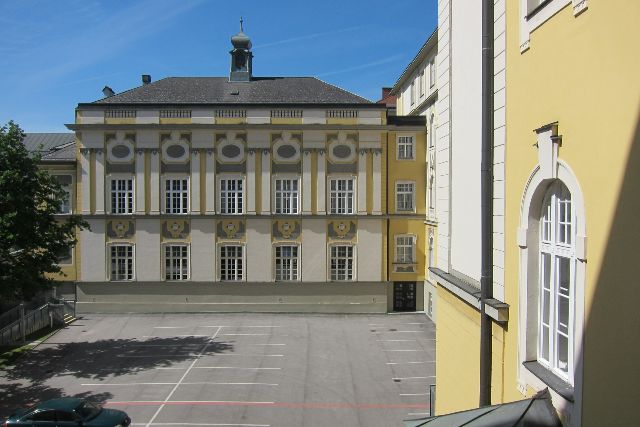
<box><xmin>538</xmin><ymin>181</ymin><xmax>575</xmax><ymax>382</ymax></box>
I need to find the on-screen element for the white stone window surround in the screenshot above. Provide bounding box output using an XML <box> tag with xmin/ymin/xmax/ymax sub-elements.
<box><xmin>51</xmin><ymin>172</ymin><xmax>74</xmax><ymax>215</ymax></box>
<box><xmin>218</xmin><ymin>174</ymin><xmax>245</xmax><ymax>215</ymax></box>
<box><xmin>395</xmin><ymin>234</ymin><xmax>417</xmax><ymax>264</ymax></box>
<box><xmin>395</xmin><ymin>180</ymin><xmax>416</xmax><ymax>213</ymax></box>
<box><xmin>107</xmin><ymin>243</ymin><xmax>135</xmax><ymax>281</ymax></box>
<box><xmin>106</xmin><ymin>137</ymin><xmax>135</xmax><ymax>164</ymax></box>
<box><xmin>217</xmin><ymin>133</ymin><xmax>246</xmax><ymax>163</ymax></box>
<box><xmin>328</xmin><ymin>175</ymin><xmax>357</xmax><ymax>215</ymax></box>
<box><xmin>517</xmin><ymin>136</ymin><xmax>586</xmax><ymax>423</ymax></box>
<box><xmin>163</xmin><ymin>174</ymin><xmax>190</xmax><ymax>214</ymax></box>
<box><xmin>396</xmin><ymin>133</ymin><xmax>416</xmax><ymax>161</ymax></box>
<box><xmin>328</xmin><ymin>133</ymin><xmax>357</xmax><ymax>164</ymax></box>
<box><xmin>218</xmin><ymin>243</ymin><xmax>245</xmax><ymax>282</ymax></box>
<box><xmin>273</xmin><ymin>244</ymin><xmax>300</xmax><ymax>282</ymax></box>
<box><xmin>272</xmin><ymin>132</ymin><xmax>301</xmax><ymax>163</ymax></box>
<box><xmin>272</xmin><ymin>174</ymin><xmax>300</xmax><ymax>215</ymax></box>
<box><xmin>108</xmin><ymin>174</ymin><xmax>135</xmax><ymax>214</ymax></box>
<box><xmin>161</xmin><ymin>135</ymin><xmax>190</xmax><ymax>164</ymax></box>
<box><xmin>163</xmin><ymin>243</ymin><xmax>190</xmax><ymax>281</ymax></box>
<box><xmin>520</xmin><ymin>0</ymin><xmax>588</xmax><ymax>52</ymax></box>
<box><xmin>328</xmin><ymin>244</ymin><xmax>356</xmax><ymax>282</ymax></box>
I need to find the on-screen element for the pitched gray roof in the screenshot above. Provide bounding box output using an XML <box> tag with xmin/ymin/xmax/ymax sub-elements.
<box><xmin>23</xmin><ymin>133</ymin><xmax>76</xmax><ymax>162</ymax></box>
<box><xmin>86</xmin><ymin>77</ymin><xmax>372</xmax><ymax>106</ymax></box>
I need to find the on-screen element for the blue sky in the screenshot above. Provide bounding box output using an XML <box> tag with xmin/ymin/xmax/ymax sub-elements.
<box><xmin>0</xmin><ymin>0</ymin><xmax>437</xmax><ymax>132</ymax></box>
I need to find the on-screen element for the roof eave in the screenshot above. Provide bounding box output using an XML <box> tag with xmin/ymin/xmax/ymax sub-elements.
<box><xmin>390</xmin><ymin>28</ymin><xmax>438</xmax><ymax>95</ymax></box>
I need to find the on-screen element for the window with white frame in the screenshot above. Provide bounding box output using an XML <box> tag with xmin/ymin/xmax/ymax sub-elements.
<box><xmin>330</xmin><ymin>245</ymin><xmax>354</xmax><ymax>281</ymax></box>
<box><xmin>329</xmin><ymin>178</ymin><xmax>355</xmax><ymax>214</ymax></box>
<box><xmin>538</xmin><ymin>181</ymin><xmax>574</xmax><ymax>381</ymax></box>
<box><xmin>275</xmin><ymin>245</ymin><xmax>299</xmax><ymax>281</ymax></box>
<box><xmin>219</xmin><ymin>245</ymin><xmax>244</xmax><ymax>281</ymax></box>
<box><xmin>429</xmin><ymin>58</ymin><xmax>436</xmax><ymax>87</ymax></box>
<box><xmin>397</xmin><ymin>136</ymin><xmax>414</xmax><ymax>160</ymax></box>
<box><xmin>110</xmin><ymin>177</ymin><xmax>134</xmax><ymax>214</ymax></box>
<box><xmin>54</xmin><ymin>174</ymin><xmax>72</xmax><ymax>214</ymax></box>
<box><xmin>109</xmin><ymin>245</ymin><xmax>134</xmax><ymax>281</ymax></box>
<box><xmin>410</xmin><ymin>80</ymin><xmax>416</xmax><ymax>105</ymax></box>
<box><xmin>419</xmin><ymin>70</ymin><xmax>425</xmax><ymax>96</ymax></box>
<box><xmin>164</xmin><ymin>244</ymin><xmax>189</xmax><ymax>280</ymax></box>
<box><xmin>395</xmin><ymin>235</ymin><xmax>415</xmax><ymax>264</ymax></box>
<box><xmin>428</xmin><ymin>114</ymin><xmax>436</xmax><ymax>215</ymax></box>
<box><xmin>220</xmin><ymin>178</ymin><xmax>244</xmax><ymax>214</ymax></box>
<box><xmin>274</xmin><ymin>178</ymin><xmax>299</xmax><ymax>214</ymax></box>
<box><xmin>164</xmin><ymin>177</ymin><xmax>189</xmax><ymax>214</ymax></box>
<box><xmin>396</xmin><ymin>182</ymin><xmax>415</xmax><ymax>212</ymax></box>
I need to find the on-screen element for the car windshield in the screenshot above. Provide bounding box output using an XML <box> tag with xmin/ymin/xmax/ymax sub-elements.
<box><xmin>75</xmin><ymin>401</ymin><xmax>101</xmax><ymax>420</ymax></box>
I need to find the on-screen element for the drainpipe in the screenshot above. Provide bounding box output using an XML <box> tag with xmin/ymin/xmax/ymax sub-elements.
<box><xmin>479</xmin><ymin>0</ymin><xmax>494</xmax><ymax>407</ymax></box>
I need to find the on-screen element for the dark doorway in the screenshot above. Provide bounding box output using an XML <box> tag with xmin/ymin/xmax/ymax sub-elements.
<box><xmin>393</xmin><ymin>282</ymin><xmax>416</xmax><ymax>311</ymax></box>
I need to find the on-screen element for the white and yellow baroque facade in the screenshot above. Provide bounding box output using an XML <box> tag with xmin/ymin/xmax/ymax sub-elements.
<box><xmin>69</xmin><ymin>107</ymin><xmax>427</xmax><ymax>313</ymax></box>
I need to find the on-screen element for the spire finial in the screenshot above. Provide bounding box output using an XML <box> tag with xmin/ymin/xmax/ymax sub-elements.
<box><xmin>240</xmin><ymin>17</ymin><xmax>244</xmax><ymax>32</ymax></box>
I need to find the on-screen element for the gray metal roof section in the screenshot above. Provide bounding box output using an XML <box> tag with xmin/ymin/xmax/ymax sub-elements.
<box><xmin>23</xmin><ymin>133</ymin><xmax>76</xmax><ymax>162</ymax></box>
<box><xmin>84</xmin><ymin>77</ymin><xmax>372</xmax><ymax>106</ymax></box>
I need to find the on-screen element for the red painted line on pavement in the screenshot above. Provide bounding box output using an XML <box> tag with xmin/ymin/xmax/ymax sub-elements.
<box><xmin>104</xmin><ymin>401</ymin><xmax>429</xmax><ymax>410</ymax></box>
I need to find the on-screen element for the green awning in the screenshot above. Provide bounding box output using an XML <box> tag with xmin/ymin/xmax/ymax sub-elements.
<box><xmin>404</xmin><ymin>389</ymin><xmax>561</xmax><ymax>427</ymax></box>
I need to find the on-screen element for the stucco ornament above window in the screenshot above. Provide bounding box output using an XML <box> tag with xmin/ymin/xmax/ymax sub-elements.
<box><xmin>161</xmin><ymin>132</ymin><xmax>190</xmax><ymax>164</ymax></box>
<box><xmin>217</xmin><ymin>132</ymin><xmax>245</xmax><ymax>163</ymax></box>
<box><xmin>328</xmin><ymin>132</ymin><xmax>357</xmax><ymax>163</ymax></box>
<box><xmin>106</xmin><ymin>133</ymin><xmax>135</xmax><ymax>163</ymax></box>
<box><xmin>272</xmin><ymin>132</ymin><xmax>301</xmax><ymax>163</ymax></box>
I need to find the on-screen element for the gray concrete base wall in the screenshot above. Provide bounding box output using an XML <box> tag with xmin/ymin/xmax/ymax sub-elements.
<box><xmin>76</xmin><ymin>282</ymin><xmax>389</xmax><ymax>314</ymax></box>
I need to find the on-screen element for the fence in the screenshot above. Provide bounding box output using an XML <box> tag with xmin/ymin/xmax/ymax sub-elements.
<box><xmin>0</xmin><ymin>300</ymin><xmax>75</xmax><ymax>347</ymax></box>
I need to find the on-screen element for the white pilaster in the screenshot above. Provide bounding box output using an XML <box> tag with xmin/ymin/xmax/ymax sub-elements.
<box><xmin>80</xmin><ymin>148</ymin><xmax>91</xmax><ymax>214</ymax></box>
<box><xmin>260</xmin><ymin>149</ymin><xmax>270</xmax><ymax>214</ymax></box>
<box><xmin>247</xmin><ymin>150</ymin><xmax>256</xmax><ymax>214</ymax></box>
<box><xmin>190</xmin><ymin>149</ymin><xmax>200</xmax><ymax>213</ymax></box>
<box><xmin>316</xmin><ymin>150</ymin><xmax>326</xmax><ymax>214</ymax></box>
<box><xmin>302</xmin><ymin>149</ymin><xmax>312</xmax><ymax>214</ymax></box>
<box><xmin>372</xmin><ymin>149</ymin><xmax>382</xmax><ymax>214</ymax></box>
<box><xmin>150</xmin><ymin>149</ymin><xmax>160</xmax><ymax>214</ymax></box>
<box><xmin>94</xmin><ymin>149</ymin><xmax>104</xmax><ymax>214</ymax></box>
<box><xmin>358</xmin><ymin>150</ymin><xmax>367</xmax><ymax>214</ymax></box>
<box><xmin>135</xmin><ymin>150</ymin><xmax>145</xmax><ymax>214</ymax></box>
<box><xmin>205</xmin><ymin>149</ymin><xmax>216</xmax><ymax>214</ymax></box>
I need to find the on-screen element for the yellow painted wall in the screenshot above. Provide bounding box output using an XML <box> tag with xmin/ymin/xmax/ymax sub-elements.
<box><xmin>387</xmin><ymin>131</ymin><xmax>427</xmax><ymax>215</ymax></box>
<box><xmin>270</xmin><ymin>118</ymin><xmax>303</xmax><ymax>125</ymax></box>
<box><xmin>389</xmin><ymin>219</ymin><xmax>426</xmax><ymax>282</ymax></box>
<box><xmin>503</xmin><ymin>2</ymin><xmax>640</xmax><ymax>424</ymax></box>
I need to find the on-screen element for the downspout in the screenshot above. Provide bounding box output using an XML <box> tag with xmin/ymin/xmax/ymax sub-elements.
<box><xmin>479</xmin><ymin>0</ymin><xmax>494</xmax><ymax>407</ymax></box>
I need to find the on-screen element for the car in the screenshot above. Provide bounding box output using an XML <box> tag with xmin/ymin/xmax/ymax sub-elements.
<box><xmin>3</xmin><ymin>397</ymin><xmax>131</xmax><ymax>427</ymax></box>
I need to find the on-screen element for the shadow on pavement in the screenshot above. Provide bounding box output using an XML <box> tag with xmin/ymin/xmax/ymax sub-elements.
<box><xmin>0</xmin><ymin>335</ymin><xmax>233</xmax><ymax>417</ymax></box>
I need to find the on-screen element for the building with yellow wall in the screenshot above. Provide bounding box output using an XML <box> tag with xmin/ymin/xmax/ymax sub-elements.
<box><xmin>429</xmin><ymin>0</ymin><xmax>640</xmax><ymax>425</ymax></box>
<box><xmin>65</xmin><ymin>26</ymin><xmax>427</xmax><ymax>313</ymax></box>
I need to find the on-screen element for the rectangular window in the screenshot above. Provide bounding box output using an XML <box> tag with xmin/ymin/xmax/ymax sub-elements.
<box><xmin>164</xmin><ymin>178</ymin><xmax>189</xmax><ymax>214</ymax></box>
<box><xmin>329</xmin><ymin>178</ymin><xmax>355</xmax><ymax>214</ymax></box>
<box><xmin>396</xmin><ymin>235</ymin><xmax>415</xmax><ymax>264</ymax></box>
<box><xmin>429</xmin><ymin>58</ymin><xmax>436</xmax><ymax>87</ymax></box>
<box><xmin>330</xmin><ymin>245</ymin><xmax>354</xmax><ymax>281</ymax></box>
<box><xmin>54</xmin><ymin>175</ymin><xmax>72</xmax><ymax>214</ymax></box>
<box><xmin>220</xmin><ymin>178</ymin><xmax>244</xmax><ymax>214</ymax></box>
<box><xmin>275</xmin><ymin>245</ymin><xmax>299</xmax><ymax>281</ymax></box>
<box><xmin>410</xmin><ymin>80</ymin><xmax>416</xmax><ymax>105</ymax></box>
<box><xmin>396</xmin><ymin>182</ymin><xmax>415</xmax><ymax>212</ymax></box>
<box><xmin>110</xmin><ymin>178</ymin><xmax>134</xmax><ymax>214</ymax></box>
<box><xmin>220</xmin><ymin>245</ymin><xmax>243</xmax><ymax>281</ymax></box>
<box><xmin>397</xmin><ymin>136</ymin><xmax>414</xmax><ymax>160</ymax></box>
<box><xmin>164</xmin><ymin>245</ymin><xmax>189</xmax><ymax>280</ymax></box>
<box><xmin>110</xmin><ymin>245</ymin><xmax>134</xmax><ymax>281</ymax></box>
<box><xmin>419</xmin><ymin>71</ymin><xmax>425</xmax><ymax>96</ymax></box>
<box><xmin>274</xmin><ymin>178</ymin><xmax>299</xmax><ymax>214</ymax></box>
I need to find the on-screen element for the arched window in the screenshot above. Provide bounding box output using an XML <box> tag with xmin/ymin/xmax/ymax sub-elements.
<box><xmin>538</xmin><ymin>181</ymin><xmax>575</xmax><ymax>381</ymax></box>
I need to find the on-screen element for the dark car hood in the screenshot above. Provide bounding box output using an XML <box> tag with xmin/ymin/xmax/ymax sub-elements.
<box><xmin>87</xmin><ymin>408</ymin><xmax>128</xmax><ymax>425</ymax></box>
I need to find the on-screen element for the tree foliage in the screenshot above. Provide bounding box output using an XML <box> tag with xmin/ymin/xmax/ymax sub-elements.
<box><xmin>0</xmin><ymin>121</ymin><xmax>87</xmax><ymax>300</ymax></box>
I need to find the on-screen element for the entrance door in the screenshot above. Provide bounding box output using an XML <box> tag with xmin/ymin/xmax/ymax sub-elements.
<box><xmin>393</xmin><ymin>282</ymin><xmax>416</xmax><ymax>311</ymax></box>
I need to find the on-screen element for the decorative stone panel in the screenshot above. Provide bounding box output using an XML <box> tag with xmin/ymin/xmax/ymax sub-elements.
<box><xmin>272</xmin><ymin>220</ymin><xmax>301</xmax><ymax>241</ymax></box>
<box><xmin>327</xmin><ymin>220</ymin><xmax>357</xmax><ymax>242</ymax></box>
<box><xmin>107</xmin><ymin>220</ymin><xmax>136</xmax><ymax>240</ymax></box>
<box><xmin>217</xmin><ymin>219</ymin><xmax>246</xmax><ymax>240</ymax></box>
<box><xmin>162</xmin><ymin>219</ymin><xmax>190</xmax><ymax>240</ymax></box>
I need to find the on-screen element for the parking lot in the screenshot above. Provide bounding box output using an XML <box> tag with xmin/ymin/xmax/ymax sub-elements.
<box><xmin>0</xmin><ymin>313</ymin><xmax>435</xmax><ymax>426</ymax></box>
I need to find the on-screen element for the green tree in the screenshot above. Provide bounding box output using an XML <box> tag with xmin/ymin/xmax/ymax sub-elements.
<box><xmin>0</xmin><ymin>121</ymin><xmax>87</xmax><ymax>301</ymax></box>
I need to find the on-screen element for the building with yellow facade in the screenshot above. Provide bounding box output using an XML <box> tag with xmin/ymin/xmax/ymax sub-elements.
<box><xmin>63</xmin><ymin>26</ymin><xmax>428</xmax><ymax>314</ymax></box>
<box><xmin>428</xmin><ymin>0</ymin><xmax>640</xmax><ymax>425</ymax></box>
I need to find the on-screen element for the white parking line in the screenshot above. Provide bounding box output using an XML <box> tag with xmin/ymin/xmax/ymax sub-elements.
<box><xmin>386</xmin><ymin>361</ymin><xmax>435</xmax><ymax>365</ymax></box>
<box><xmin>400</xmin><ymin>393</ymin><xmax>430</xmax><ymax>396</ymax></box>
<box><xmin>132</xmin><ymin>423</ymin><xmax>270</xmax><ymax>426</ymax></box>
<box><xmin>392</xmin><ymin>376</ymin><xmax>436</xmax><ymax>380</ymax></box>
<box><xmin>200</xmin><ymin>325</ymin><xmax>281</xmax><ymax>328</ymax></box>
<box><xmin>119</xmin><ymin>353</ymin><xmax>284</xmax><ymax>358</ymax></box>
<box><xmin>383</xmin><ymin>349</ymin><xmax>425</xmax><ymax>352</ymax></box>
<box><xmin>192</xmin><ymin>366</ymin><xmax>282</xmax><ymax>370</ymax></box>
<box><xmin>83</xmin><ymin>382</ymin><xmax>279</xmax><ymax>386</ymax></box>
<box><xmin>247</xmin><ymin>343</ymin><xmax>286</xmax><ymax>346</ymax></box>
<box><xmin>220</xmin><ymin>333</ymin><xmax>269</xmax><ymax>336</ymax></box>
<box><xmin>142</xmin><ymin>334</ymin><xmax>209</xmax><ymax>338</ymax></box>
<box><xmin>209</xmin><ymin>354</ymin><xmax>284</xmax><ymax>357</ymax></box>
<box><xmin>129</xmin><ymin>344</ymin><xmax>203</xmax><ymax>347</ymax></box>
<box><xmin>145</xmin><ymin>327</ymin><xmax>223</xmax><ymax>427</ymax></box>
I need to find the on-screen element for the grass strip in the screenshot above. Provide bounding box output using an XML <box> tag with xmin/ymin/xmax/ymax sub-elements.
<box><xmin>0</xmin><ymin>327</ymin><xmax>58</xmax><ymax>369</ymax></box>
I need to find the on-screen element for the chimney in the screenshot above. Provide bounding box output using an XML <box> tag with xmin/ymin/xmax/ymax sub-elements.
<box><xmin>381</xmin><ymin>87</ymin><xmax>392</xmax><ymax>99</ymax></box>
<box><xmin>142</xmin><ymin>74</ymin><xmax>151</xmax><ymax>85</ymax></box>
<box><xmin>102</xmin><ymin>86</ymin><xmax>115</xmax><ymax>97</ymax></box>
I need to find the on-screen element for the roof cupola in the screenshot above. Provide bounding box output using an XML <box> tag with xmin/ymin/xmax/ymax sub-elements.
<box><xmin>229</xmin><ymin>17</ymin><xmax>253</xmax><ymax>82</ymax></box>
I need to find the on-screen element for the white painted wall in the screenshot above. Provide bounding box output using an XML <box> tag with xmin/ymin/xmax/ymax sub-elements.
<box><xmin>191</xmin><ymin>218</ymin><xmax>215</xmax><ymax>281</ymax></box>
<box><xmin>80</xmin><ymin>220</ymin><xmax>105</xmax><ymax>281</ymax></box>
<box><xmin>357</xmin><ymin>219</ymin><xmax>382</xmax><ymax>282</ymax></box>
<box><xmin>246</xmin><ymin>219</ymin><xmax>271</xmax><ymax>282</ymax></box>
<box><xmin>301</xmin><ymin>219</ymin><xmax>326</xmax><ymax>282</ymax></box>
<box><xmin>449</xmin><ymin>0</ymin><xmax>482</xmax><ymax>281</ymax></box>
<box><xmin>136</xmin><ymin>219</ymin><xmax>161</xmax><ymax>281</ymax></box>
